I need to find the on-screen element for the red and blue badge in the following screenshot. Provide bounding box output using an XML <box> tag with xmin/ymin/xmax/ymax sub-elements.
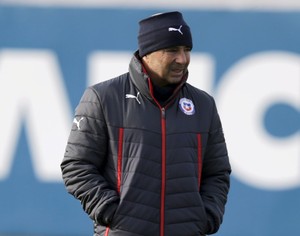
<box><xmin>179</xmin><ymin>98</ymin><xmax>195</xmax><ymax>115</ymax></box>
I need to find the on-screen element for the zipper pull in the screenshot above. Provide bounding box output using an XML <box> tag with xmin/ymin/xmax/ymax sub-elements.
<box><xmin>161</xmin><ymin>108</ymin><xmax>166</xmax><ymax>119</ymax></box>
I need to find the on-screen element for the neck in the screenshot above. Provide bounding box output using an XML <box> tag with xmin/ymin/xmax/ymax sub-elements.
<box><xmin>152</xmin><ymin>81</ymin><xmax>177</xmax><ymax>105</ymax></box>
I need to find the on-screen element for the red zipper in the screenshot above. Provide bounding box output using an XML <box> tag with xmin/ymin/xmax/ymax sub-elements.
<box><xmin>160</xmin><ymin>108</ymin><xmax>166</xmax><ymax>236</ymax></box>
<box><xmin>147</xmin><ymin>78</ymin><xmax>170</xmax><ymax>236</ymax></box>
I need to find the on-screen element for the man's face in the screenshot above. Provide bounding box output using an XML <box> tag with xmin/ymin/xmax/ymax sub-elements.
<box><xmin>142</xmin><ymin>46</ymin><xmax>191</xmax><ymax>87</ymax></box>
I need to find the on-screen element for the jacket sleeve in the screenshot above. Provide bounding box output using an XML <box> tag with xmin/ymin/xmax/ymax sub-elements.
<box><xmin>201</xmin><ymin>98</ymin><xmax>231</xmax><ymax>234</ymax></box>
<box><xmin>61</xmin><ymin>87</ymin><xmax>119</xmax><ymax>225</ymax></box>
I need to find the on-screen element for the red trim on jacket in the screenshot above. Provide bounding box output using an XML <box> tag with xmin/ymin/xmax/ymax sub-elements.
<box><xmin>160</xmin><ymin>109</ymin><xmax>166</xmax><ymax>236</ymax></box>
<box><xmin>117</xmin><ymin>128</ymin><xmax>124</xmax><ymax>194</ymax></box>
<box><xmin>104</xmin><ymin>227</ymin><xmax>110</xmax><ymax>236</ymax></box>
<box><xmin>197</xmin><ymin>133</ymin><xmax>202</xmax><ymax>190</ymax></box>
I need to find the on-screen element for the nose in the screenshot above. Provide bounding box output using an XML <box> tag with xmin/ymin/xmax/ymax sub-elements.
<box><xmin>175</xmin><ymin>48</ymin><xmax>190</xmax><ymax>65</ymax></box>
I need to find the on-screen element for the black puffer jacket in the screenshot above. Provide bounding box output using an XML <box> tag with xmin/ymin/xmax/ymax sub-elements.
<box><xmin>61</xmin><ymin>52</ymin><xmax>231</xmax><ymax>236</ymax></box>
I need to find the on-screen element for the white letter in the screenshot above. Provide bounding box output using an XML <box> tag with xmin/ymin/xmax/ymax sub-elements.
<box><xmin>216</xmin><ymin>51</ymin><xmax>300</xmax><ymax>190</ymax></box>
<box><xmin>0</xmin><ymin>49</ymin><xmax>72</xmax><ymax>182</ymax></box>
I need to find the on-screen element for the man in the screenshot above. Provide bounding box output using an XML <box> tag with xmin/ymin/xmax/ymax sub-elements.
<box><xmin>61</xmin><ymin>11</ymin><xmax>231</xmax><ymax>236</ymax></box>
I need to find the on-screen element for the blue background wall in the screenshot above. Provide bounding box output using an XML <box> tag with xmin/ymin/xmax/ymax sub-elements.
<box><xmin>0</xmin><ymin>5</ymin><xmax>299</xmax><ymax>236</ymax></box>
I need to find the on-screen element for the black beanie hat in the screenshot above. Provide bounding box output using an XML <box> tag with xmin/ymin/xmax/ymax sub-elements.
<box><xmin>138</xmin><ymin>11</ymin><xmax>193</xmax><ymax>57</ymax></box>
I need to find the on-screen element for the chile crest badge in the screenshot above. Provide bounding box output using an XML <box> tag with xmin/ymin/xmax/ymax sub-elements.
<box><xmin>179</xmin><ymin>98</ymin><xmax>195</xmax><ymax>115</ymax></box>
